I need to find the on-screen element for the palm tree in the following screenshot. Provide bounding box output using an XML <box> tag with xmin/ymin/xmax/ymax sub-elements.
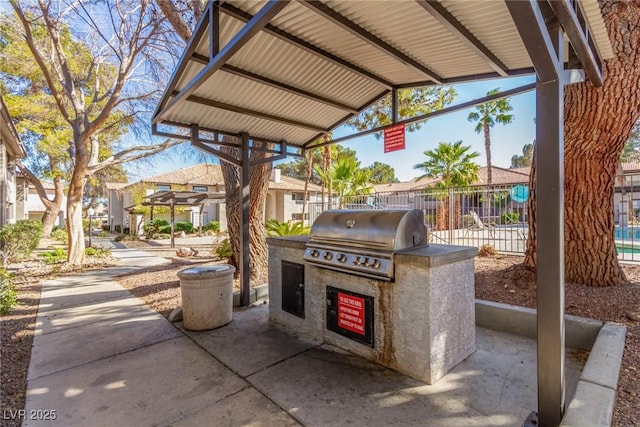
<box><xmin>414</xmin><ymin>141</ymin><xmax>480</xmax><ymax>230</ymax></box>
<box><xmin>316</xmin><ymin>157</ymin><xmax>372</xmax><ymax>209</ymax></box>
<box><xmin>467</xmin><ymin>88</ymin><xmax>514</xmax><ymax>184</ymax></box>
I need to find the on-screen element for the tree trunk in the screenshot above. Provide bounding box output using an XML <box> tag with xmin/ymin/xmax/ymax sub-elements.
<box><xmin>41</xmin><ymin>177</ymin><xmax>65</xmax><ymax>236</ymax></box>
<box><xmin>525</xmin><ymin>0</ymin><xmax>640</xmax><ymax>286</ymax></box>
<box><xmin>220</xmin><ymin>142</ymin><xmax>272</xmax><ymax>284</ymax></box>
<box><xmin>16</xmin><ymin>163</ymin><xmax>64</xmax><ymax>237</ymax></box>
<box><xmin>302</xmin><ymin>149</ymin><xmax>313</xmax><ymax>227</ymax></box>
<box><xmin>436</xmin><ymin>198</ymin><xmax>447</xmax><ymax>231</ymax></box>
<box><xmin>484</xmin><ymin>122</ymin><xmax>492</xmax><ymax>184</ymax></box>
<box><xmin>66</xmin><ymin>171</ymin><xmax>87</xmax><ymax>265</ymax></box>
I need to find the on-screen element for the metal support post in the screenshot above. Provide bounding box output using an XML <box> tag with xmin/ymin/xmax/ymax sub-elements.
<box><xmin>240</xmin><ymin>132</ymin><xmax>251</xmax><ymax>307</ymax></box>
<box><xmin>170</xmin><ymin>199</ymin><xmax>175</xmax><ymax>249</ymax></box>
<box><xmin>536</xmin><ymin>26</ymin><xmax>565</xmax><ymax>427</ymax></box>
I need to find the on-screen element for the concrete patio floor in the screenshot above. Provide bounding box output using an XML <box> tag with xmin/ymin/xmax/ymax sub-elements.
<box><xmin>21</xmin><ymin>247</ymin><xmax>587</xmax><ymax>427</ymax></box>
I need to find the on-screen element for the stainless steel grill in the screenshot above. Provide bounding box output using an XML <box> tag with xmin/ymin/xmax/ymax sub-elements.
<box><xmin>303</xmin><ymin>209</ymin><xmax>427</xmax><ymax>280</ymax></box>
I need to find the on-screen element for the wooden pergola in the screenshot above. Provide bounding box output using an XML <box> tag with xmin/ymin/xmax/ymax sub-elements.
<box><xmin>151</xmin><ymin>2</ymin><xmax>613</xmax><ymax>425</ymax></box>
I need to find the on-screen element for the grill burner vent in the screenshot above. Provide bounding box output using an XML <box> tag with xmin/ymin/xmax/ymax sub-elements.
<box><xmin>303</xmin><ymin>209</ymin><xmax>427</xmax><ymax>280</ymax></box>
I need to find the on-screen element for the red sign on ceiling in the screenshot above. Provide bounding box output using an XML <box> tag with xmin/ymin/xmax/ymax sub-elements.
<box><xmin>384</xmin><ymin>123</ymin><xmax>406</xmax><ymax>153</ymax></box>
<box><xmin>337</xmin><ymin>292</ymin><xmax>365</xmax><ymax>336</ymax></box>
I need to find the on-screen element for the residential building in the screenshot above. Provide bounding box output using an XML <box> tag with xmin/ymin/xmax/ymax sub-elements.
<box><xmin>0</xmin><ymin>96</ymin><xmax>26</xmax><ymax>225</ymax></box>
<box><xmin>14</xmin><ymin>176</ymin><xmax>67</xmax><ymax>227</ymax></box>
<box><xmin>107</xmin><ymin>164</ymin><xmax>322</xmax><ymax>233</ymax></box>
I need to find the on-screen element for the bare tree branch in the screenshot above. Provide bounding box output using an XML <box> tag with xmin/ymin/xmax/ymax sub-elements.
<box><xmin>157</xmin><ymin>1</ymin><xmax>192</xmax><ymax>42</ymax></box>
<box><xmin>16</xmin><ymin>161</ymin><xmax>54</xmax><ymax>207</ymax></box>
<box><xmin>87</xmin><ymin>138</ymin><xmax>185</xmax><ymax>174</ymax></box>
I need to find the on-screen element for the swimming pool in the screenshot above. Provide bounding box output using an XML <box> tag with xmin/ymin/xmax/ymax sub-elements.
<box><xmin>616</xmin><ymin>245</ymin><xmax>640</xmax><ymax>254</ymax></box>
<box><xmin>614</xmin><ymin>226</ymin><xmax>640</xmax><ymax>240</ymax></box>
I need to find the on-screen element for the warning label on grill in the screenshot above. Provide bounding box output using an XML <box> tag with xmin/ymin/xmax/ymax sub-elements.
<box><xmin>337</xmin><ymin>292</ymin><xmax>365</xmax><ymax>335</ymax></box>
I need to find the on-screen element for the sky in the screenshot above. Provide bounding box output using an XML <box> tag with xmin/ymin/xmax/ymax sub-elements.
<box><xmin>142</xmin><ymin>74</ymin><xmax>537</xmax><ymax>183</ymax></box>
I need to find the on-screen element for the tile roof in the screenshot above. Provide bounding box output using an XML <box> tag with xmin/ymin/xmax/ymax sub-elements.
<box><xmin>268</xmin><ymin>175</ymin><xmax>322</xmax><ymax>192</ymax></box>
<box><xmin>475</xmin><ymin>166</ymin><xmax>530</xmax><ymax>185</ymax></box>
<box><xmin>105</xmin><ymin>182</ymin><xmax>128</xmax><ymax>190</ymax></box>
<box><xmin>141</xmin><ymin>163</ymin><xmax>224</xmax><ymax>186</ymax></box>
<box><xmin>622</xmin><ymin>154</ymin><xmax>640</xmax><ymax>172</ymax></box>
<box><xmin>374</xmin><ymin>166</ymin><xmax>530</xmax><ymax>193</ymax></box>
<box><xmin>112</xmin><ymin>163</ymin><xmax>322</xmax><ymax>194</ymax></box>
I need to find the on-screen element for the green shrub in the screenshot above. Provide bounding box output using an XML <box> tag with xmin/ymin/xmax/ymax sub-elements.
<box><xmin>39</xmin><ymin>248</ymin><xmax>67</xmax><ymax>264</ymax></box>
<box><xmin>214</xmin><ymin>238</ymin><xmax>232</xmax><ymax>259</ymax></box>
<box><xmin>0</xmin><ymin>268</ymin><xmax>17</xmax><ymax>315</ymax></box>
<box><xmin>83</xmin><ymin>218</ymin><xmax>102</xmax><ymax>232</ymax></box>
<box><xmin>144</xmin><ymin>219</ymin><xmax>170</xmax><ymax>238</ymax></box>
<box><xmin>175</xmin><ymin>222</ymin><xmax>194</xmax><ymax>234</ymax></box>
<box><xmin>159</xmin><ymin>225</ymin><xmax>172</xmax><ymax>234</ymax></box>
<box><xmin>203</xmin><ymin>221</ymin><xmax>220</xmax><ymax>233</ymax></box>
<box><xmin>114</xmin><ymin>225</ymin><xmax>122</xmax><ymax>233</ymax></box>
<box><xmin>50</xmin><ymin>228</ymin><xmax>68</xmax><ymax>244</ymax></box>
<box><xmin>501</xmin><ymin>212</ymin><xmax>519</xmax><ymax>225</ymax></box>
<box><xmin>114</xmin><ymin>233</ymin><xmax>127</xmax><ymax>242</ymax></box>
<box><xmin>265</xmin><ymin>219</ymin><xmax>310</xmax><ymax>236</ymax></box>
<box><xmin>0</xmin><ymin>220</ymin><xmax>44</xmax><ymax>264</ymax></box>
<box><xmin>85</xmin><ymin>247</ymin><xmax>111</xmax><ymax>257</ymax></box>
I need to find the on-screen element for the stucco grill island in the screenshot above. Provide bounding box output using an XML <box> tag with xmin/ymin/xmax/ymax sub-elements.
<box><xmin>268</xmin><ymin>209</ymin><xmax>477</xmax><ymax>384</ymax></box>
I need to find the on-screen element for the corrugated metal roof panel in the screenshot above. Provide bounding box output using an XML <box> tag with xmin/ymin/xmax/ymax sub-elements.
<box><xmin>268</xmin><ymin>1</ymin><xmax>426</xmax><ymax>84</ymax></box>
<box><xmin>440</xmin><ymin>0</ymin><xmax>531</xmax><ymax>70</ymax></box>
<box><xmin>191</xmin><ymin>71</ymin><xmax>352</xmax><ymax>128</ymax></box>
<box><xmin>581</xmin><ymin>0</ymin><xmax>615</xmax><ymax>59</ymax></box>
<box><xmin>324</xmin><ymin>1</ymin><xmax>493</xmax><ymax>79</ymax></box>
<box><xmin>164</xmin><ymin>97</ymin><xmax>321</xmax><ymax>144</ymax></box>
<box><xmin>225</xmin><ymin>31</ymin><xmax>385</xmax><ymax>107</ymax></box>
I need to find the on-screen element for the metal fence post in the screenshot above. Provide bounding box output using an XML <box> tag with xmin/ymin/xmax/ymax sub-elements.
<box><xmin>449</xmin><ymin>187</ymin><xmax>454</xmax><ymax>243</ymax></box>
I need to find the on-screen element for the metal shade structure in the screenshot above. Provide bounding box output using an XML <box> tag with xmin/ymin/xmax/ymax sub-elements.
<box><xmin>152</xmin><ymin>1</ymin><xmax>614</xmax><ymax>425</ymax></box>
<box><xmin>126</xmin><ymin>190</ymin><xmax>225</xmax><ymax>248</ymax></box>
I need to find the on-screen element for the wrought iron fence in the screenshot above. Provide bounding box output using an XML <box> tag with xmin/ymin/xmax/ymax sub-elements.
<box><xmin>614</xmin><ymin>172</ymin><xmax>640</xmax><ymax>262</ymax></box>
<box><xmin>306</xmin><ymin>174</ymin><xmax>640</xmax><ymax>262</ymax></box>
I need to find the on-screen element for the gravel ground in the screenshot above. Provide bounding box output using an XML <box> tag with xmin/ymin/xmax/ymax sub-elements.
<box><xmin>2</xmin><ymin>249</ymin><xmax>639</xmax><ymax>426</ymax></box>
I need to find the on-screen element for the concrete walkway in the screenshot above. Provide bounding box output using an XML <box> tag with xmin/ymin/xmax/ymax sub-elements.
<box><xmin>22</xmin><ymin>243</ymin><xmax>583</xmax><ymax>426</ymax></box>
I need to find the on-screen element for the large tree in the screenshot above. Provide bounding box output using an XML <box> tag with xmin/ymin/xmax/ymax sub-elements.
<box><xmin>524</xmin><ymin>1</ymin><xmax>640</xmax><ymax>286</ymax></box>
<box><xmin>467</xmin><ymin>89</ymin><xmax>514</xmax><ymax>184</ymax></box>
<box><xmin>346</xmin><ymin>87</ymin><xmax>456</xmax><ymax>134</ymax></box>
<box><xmin>363</xmin><ymin>161</ymin><xmax>399</xmax><ymax>184</ymax></box>
<box><xmin>510</xmin><ymin>143</ymin><xmax>534</xmax><ymax>169</ymax></box>
<box><xmin>5</xmin><ymin>0</ymin><xmax>183</xmax><ymax>263</ymax></box>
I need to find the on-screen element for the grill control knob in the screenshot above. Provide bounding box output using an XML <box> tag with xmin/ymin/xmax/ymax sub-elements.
<box><xmin>372</xmin><ymin>260</ymin><xmax>381</xmax><ymax>269</ymax></box>
<box><xmin>362</xmin><ymin>257</ymin><xmax>369</xmax><ymax>266</ymax></box>
<box><xmin>323</xmin><ymin>251</ymin><xmax>333</xmax><ymax>260</ymax></box>
<box><xmin>353</xmin><ymin>256</ymin><xmax>361</xmax><ymax>265</ymax></box>
<box><xmin>311</xmin><ymin>249</ymin><xmax>320</xmax><ymax>257</ymax></box>
<box><xmin>337</xmin><ymin>254</ymin><xmax>347</xmax><ymax>263</ymax></box>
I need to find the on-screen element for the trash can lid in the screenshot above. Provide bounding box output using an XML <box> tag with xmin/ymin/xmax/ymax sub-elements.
<box><xmin>177</xmin><ymin>265</ymin><xmax>236</xmax><ymax>278</ymax></box>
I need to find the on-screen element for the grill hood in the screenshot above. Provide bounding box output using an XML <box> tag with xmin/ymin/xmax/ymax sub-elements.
<box><xmin>308</xmin><ymin>209</ymin><xmax>427</xmax><ymax>252</ymax></box>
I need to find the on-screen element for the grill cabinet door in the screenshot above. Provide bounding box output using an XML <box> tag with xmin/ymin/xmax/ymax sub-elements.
<box><xmin>281</xmin><ymin>261</ymin><xmax>304</xmax><ymax>318</ymax></box>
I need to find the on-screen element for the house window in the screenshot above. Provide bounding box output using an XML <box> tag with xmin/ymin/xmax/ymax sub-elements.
<box><xmin>193</xmin><ymin>185</ymin><xmax>208</xmax><ymax>193</ymax></box>
<box><xmin>292</xmin><ymin>213</ymin><xmax>308</xmax><ymax>221</ymax></box>
<box><xmin>292</xmin><ymin>192</ymin><xmax>305</xmax><ymax>204</ymax></box>
<box><xmin>157</xmin><ymin>185</ymin><xmax>170</xmax><ymax>192</ymax></box>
